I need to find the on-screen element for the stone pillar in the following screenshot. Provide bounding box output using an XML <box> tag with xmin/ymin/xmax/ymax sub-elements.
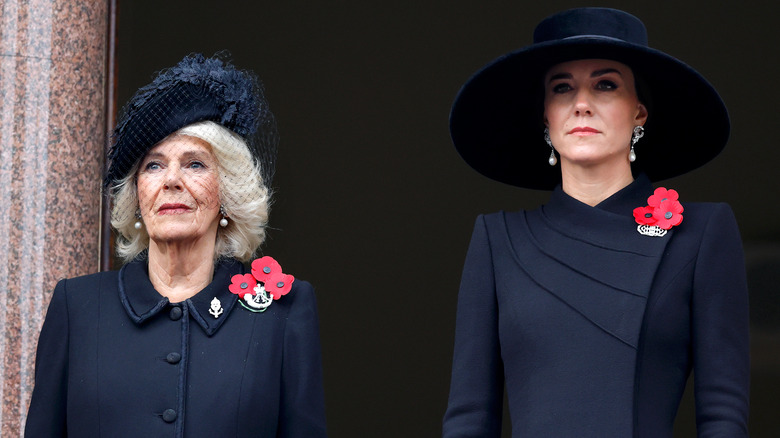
<box><xmin>0</xmin><ymin>0</ymin><xmax>108</xmax><ymax>435</ymax></box>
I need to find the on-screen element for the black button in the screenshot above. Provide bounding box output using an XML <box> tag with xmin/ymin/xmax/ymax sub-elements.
<box><xmin>166</xmin><ymin>352</ymin><xmax>181</xmax><ymax>364</ymax></box>
<box><xmin>162</xmin><ymin>409</ymin><xmax>177</xmax><ymax>423</ymax></box>
<box><xmin>169</xmin><ymin>307</ymin><xmax>182</xmax><ymax>320</ymax></box>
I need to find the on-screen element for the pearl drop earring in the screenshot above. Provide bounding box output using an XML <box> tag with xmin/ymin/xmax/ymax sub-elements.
<box><xmin>630</xmin><ymin>125</ymin><xmax>645</xmax><ymax>163</ymax></box>
<box><xmin>134</xmin><ymin>210</ymin><xmax>142</xmax><ymax>230</ymax></box>
<box><xmin>219</xmin><ymin>206</ymin><xmax>229</xmax><ymax>227</ymax></box>
<box><xmin>544</xmin><ymin>127</ymin><xmax>557</xmax><ymax>166</ymax></box>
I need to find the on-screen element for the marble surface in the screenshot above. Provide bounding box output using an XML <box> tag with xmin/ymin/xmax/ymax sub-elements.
<box><xmin>0</xmin><ymin>0</ymin><xmax>108</xmax><ymax>435</ymax></box>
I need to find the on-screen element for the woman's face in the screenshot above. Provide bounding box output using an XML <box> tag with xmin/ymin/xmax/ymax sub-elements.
<box><xmin>543</xmin><ymin>59</ymin><xmax>648</xmax><ymax>170</ymax></box>
<box><xmin>137</xmin><ymin>135</ymin><xmax>221</xmax><ymax>245</ymax></box>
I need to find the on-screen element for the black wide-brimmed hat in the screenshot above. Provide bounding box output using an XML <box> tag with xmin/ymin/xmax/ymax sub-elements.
<box><xmin>105</xmin><ymin>53</ymin><xmax>278</xmax><ymax>188</ymax></box>
<box><xmin>450</xmin><ymin>7</ymin><xmax>729</xmax><ymax>190</ymax></box>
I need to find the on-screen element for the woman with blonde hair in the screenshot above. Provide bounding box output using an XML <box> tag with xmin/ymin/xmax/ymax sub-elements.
<box><xmin>26</xmin><ymin>54</ymin><xmax>327</xmax><ymax>437</ymax></box>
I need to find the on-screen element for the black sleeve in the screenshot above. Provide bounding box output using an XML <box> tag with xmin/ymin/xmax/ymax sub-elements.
<box><xmin>277</xmin><ymin>280</ymin><xmax>328</xmax><ymax>437</ymax></box>
<box><xmin>443</xmin><ymin>216</ymin><xmax>504</xmax><ymax>438</ymax></box>
<box><xmin>25</xmin><ymin>279</ymin><xmax>70</xmax><ymax>437</ymax></box>
<box><xmin>691</xmin><ymin>204</ymin><xmax>750</xmax><ymax>437</ymax></box>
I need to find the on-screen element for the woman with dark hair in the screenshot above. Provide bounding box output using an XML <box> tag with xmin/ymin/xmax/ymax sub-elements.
<box><xmin>443</xmin><ymin>8</ymin><xmax>749</xmax><ymax>437</ymax></box>
<box><xmin>25</xmin><ymin>54</ymin><xmax>327</xmax><ymax>437</ymax></box>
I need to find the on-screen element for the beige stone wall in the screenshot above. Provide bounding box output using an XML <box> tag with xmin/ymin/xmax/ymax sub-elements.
<box><xmin>0</xmin><ymin>0</ymin><xmax>108</xmax><ymax>435</ymax></box>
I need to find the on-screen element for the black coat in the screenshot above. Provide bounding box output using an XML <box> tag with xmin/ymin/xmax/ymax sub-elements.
<box><xmin>443</xmin><ymin>175</ymin><xmax>750</xmax><ymax>437</ymax></box>
<box><xmin>25</xmin><ymin>258</ymin><xmax>326</xmax><ymax>437</ymax></box>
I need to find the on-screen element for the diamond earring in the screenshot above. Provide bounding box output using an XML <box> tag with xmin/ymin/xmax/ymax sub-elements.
<box><xmin>544</xmin><ymin>127</ymin><xmax>557</xmax><ymax>166</ymax></box>
<box><xmin>630</xmin><ymin>125</ymin><xmax>645</xmax><ymax>163</ymax></box>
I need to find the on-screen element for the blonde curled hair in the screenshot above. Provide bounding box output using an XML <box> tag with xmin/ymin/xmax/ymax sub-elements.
<box><xmin>110</xmin><ymin>121</ymin><xmax>270</xmax><ymax>263</ymax></box>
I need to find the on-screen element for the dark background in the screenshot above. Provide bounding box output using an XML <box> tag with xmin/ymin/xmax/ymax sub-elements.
<box><xmin>116</xmin><ymin>1</ymin><xmax>779</xmax><ymax>436</ymax></box>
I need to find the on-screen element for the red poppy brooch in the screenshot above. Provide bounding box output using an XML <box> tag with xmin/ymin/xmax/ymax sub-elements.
<box><xmin>229</xmin><ymin>256</ymin><xmax>295</xmax><ymax>312</ymax></box>
<box><xmin>633</xmin><ymin>187</ymin><xmax>684</xmax><ymax>237</ymax></box>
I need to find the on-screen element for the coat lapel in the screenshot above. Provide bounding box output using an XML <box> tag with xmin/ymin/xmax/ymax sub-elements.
<box><xmin>119</xmin><ymin>258</ymin><xmax>241</xmax><ymax>336</ymax></box>
<box><xmin>501</xmin><ymin>175</ymin><xmax>672</xmax><ymax>348</ymax></box>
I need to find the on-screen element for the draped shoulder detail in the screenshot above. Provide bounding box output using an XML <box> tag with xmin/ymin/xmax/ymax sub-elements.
<box><xmin>486</xmin><ymin>176</ymin><xmax>672</xmax><ymax>348</ymax></box>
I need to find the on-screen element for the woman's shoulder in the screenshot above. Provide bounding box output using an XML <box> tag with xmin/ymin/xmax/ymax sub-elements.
<box><xmin>45</xmin><ymin>270</ymin><xmax>120</xmax><ymax>317</ymax></box>
<box><xmin>472</xmin><ymin>209</ymin><xmax>532</xmax><ymax>232</ymax></box>
<box><xmin>291</xmin><ymin>277</ymin><xmax>314</xmax><ymax>292</ymax></box>
<box><xmin>667</xmin><ymin>202</ymin><xmax>742</xmax><ymax>254</ymax></box>
<box><xmin>681</xmin><ymin>201</ymin><xmax>734</xmax><ymax>213</ymax></box>
<box><xmin>284</xmin><ymin>278</ymin><xmax>317</xmax><ymax>307</ymax></box>
<box><xmin>679</xmin><ymin>201</ymin><xmax>738</xmax><ymax>230</ymax></box>
<box><xmin>260</xmin><ymin>277</ymin><xmax>320</xmax><ymax>329</ymax></box>
<box><xmin>474</xmin><ymin>209</ymin><xmax>526</xmax><ymax>222</ymax></box>
<box><xmin>55</xmin><ymin>270</ymin><xmax>119</xmax><ymax>292</ymax></box>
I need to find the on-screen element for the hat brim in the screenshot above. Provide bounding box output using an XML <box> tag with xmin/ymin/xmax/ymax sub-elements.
<box><xmin>450</xmin><ymin>36</ymin><xmax>730</xmax><ymax>190</ymax></box>
<box><xmin>106</xmin><ymin>82</ymin><xmax>222</xmax><ymax>187</ymax></box>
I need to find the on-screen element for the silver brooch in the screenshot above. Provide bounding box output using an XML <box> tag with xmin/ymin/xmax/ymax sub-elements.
<box><xmin>240</xmin><ymin>283</ymin><xmax>274</xmax><ymax>313</ymax></box>
<box><xmin>637</xmin><ymin>224</ymin><xmax>667</xmax><ymax>237</ymax></box>
<box><xmin>208</xmin><ymin>297</ymin><xmax>224</xmax><ymax>318</ymax></box>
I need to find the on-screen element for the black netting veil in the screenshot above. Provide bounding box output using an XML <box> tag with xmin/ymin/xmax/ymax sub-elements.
<box><xmin>106</xmin><ymin>52</ymin><xmax>278</xmax><ymax>190</ymax></box>
<box><xmin>106</xmin><ymin>53</ymin><xmax>279</xmax><ymax>262</ymax></box>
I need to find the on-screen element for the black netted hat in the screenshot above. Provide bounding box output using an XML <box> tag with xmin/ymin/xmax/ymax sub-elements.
<box><xmin>105</xmin><ymin>53</ymin><xmax>278</xmax><ymax>188</ymax></box>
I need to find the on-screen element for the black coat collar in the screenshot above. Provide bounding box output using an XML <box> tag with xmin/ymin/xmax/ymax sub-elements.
<box><xmin>540</xmin><ymin>173</ymin><xmax>670</xmax><ymax>255</ymax></box>
<box><xmin>118</xmin><ymin>258</ymin><xmax>243</xmax><ymax>336</ymax></box>
<box><xmin>501</xmin><ymin>174</ymin><xmax>672</xmax><ymax>348</ymax></box>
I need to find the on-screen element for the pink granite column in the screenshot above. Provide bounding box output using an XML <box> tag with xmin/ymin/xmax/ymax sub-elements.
<box><xmin>0</xmin><ymin>0</ymin><xmax>108</xmax><ymax>435</ymax></box>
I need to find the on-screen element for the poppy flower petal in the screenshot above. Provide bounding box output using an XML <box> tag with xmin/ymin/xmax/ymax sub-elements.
<box><xmin>633</xmin><ymin>206</ymin><xmax>657</xmax><ymax>225</ymax></box>
<box><xmin>229</xmin><ymin>273</ymin><xmax>257</xmax><ymax>299</ymax></box>
<box><xmin>636</xmin><ymin>188</ymin><xmax>684</xmax><ymax>232</ymax></box>
<box><xmin>647</xmin><ymin>187</ymin><xmax>679</xmax><ymax>207</ymax></box>
<box><xmin>265</xmin><ymin>274</ymin><xmax>295</xmax><ymax>300</ymax></box>
<box><xmin>653</xmin><ymin>200</ymin><xmax>684</xmax><ymax>230</ymax></box>
<box><xmin>251</xmin><ymin>256</ymin><xmax>283</xmax><ymax>282</ymax></box>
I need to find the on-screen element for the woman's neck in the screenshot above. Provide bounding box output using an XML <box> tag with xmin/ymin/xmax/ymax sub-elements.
<box><xmin>559</xmin><ymin>162</ymin><xmax>634</xmax><ymax>206</ymax></box>
<box><xmin>147</xmin><ymin>238</ymin><xmax>216</xmax><ymax>303</ymax></box>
